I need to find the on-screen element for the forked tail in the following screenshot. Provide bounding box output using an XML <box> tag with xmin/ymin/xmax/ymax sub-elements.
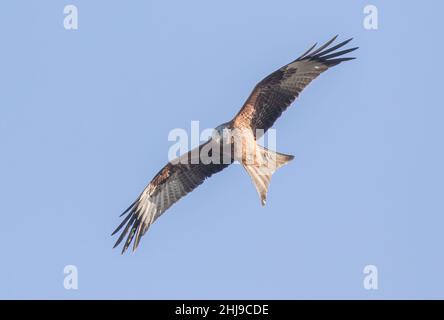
<box><xmin>242</xmin><ymin>145</ymin><xmax>294</xmax><ymax>206</ymax></box>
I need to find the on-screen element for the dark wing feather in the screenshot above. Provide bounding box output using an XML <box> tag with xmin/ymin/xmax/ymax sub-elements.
<box><xmin>112</xmin><ymin>139</ymin><xmax>231</xmax><ymax>254</ymax></box>
<box><xmin>233</xmin><ymin>36</ymin><xmax>358</xmax><ymax>136</ymax></box>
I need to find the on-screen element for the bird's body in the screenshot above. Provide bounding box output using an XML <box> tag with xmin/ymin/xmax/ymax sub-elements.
<box><xmin>113</xmin><ymin>36</ymin><xmax>358</xmax><ymax>253</ymax></box>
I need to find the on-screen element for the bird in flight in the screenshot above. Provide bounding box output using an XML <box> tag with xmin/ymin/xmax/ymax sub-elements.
<box><xmin>113</xmin><ymin>36</ymin><xmax>358</xmax><ymax>253</ymax></box>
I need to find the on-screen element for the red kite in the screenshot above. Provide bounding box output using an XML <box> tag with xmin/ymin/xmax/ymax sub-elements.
<box><xmin>113</xmin><ymin>36</ymin><xmax>358</xmax><ymax>253</ymax></box>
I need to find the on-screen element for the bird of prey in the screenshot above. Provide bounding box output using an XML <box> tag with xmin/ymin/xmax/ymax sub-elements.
<box><xmin>113</xmin><ymin>35</ymin><xmax>358</xmax><ymax>253</ymax></box>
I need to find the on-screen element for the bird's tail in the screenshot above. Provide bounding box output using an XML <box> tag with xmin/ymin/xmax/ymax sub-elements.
<box><xmin>242</xmin><ymin>145</ymin><xmax>294</xmax><ymax>206</ymax></box>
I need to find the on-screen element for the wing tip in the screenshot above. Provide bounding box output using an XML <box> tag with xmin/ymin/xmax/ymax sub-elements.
<box><xmin>113</xmin><ymin>199</ymin><xmax>152</xmax><ymax>254</ymax></box>
<box><xmin>298</xmin><ymin>36</ymin><xmax>358</xmax><ymax>66</ymax></box>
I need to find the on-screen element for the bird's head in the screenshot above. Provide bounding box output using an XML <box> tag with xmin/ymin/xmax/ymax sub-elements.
<box><xmin>212</xmin><ymin>122</ymin><xmax>231</xmax><ymax>143</ymax></box>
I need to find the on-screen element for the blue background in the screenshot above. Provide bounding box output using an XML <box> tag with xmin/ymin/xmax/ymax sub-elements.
<box><xmin>1</xmin><ymin>1</ymin><xmax>443</xmax><ymax>299</ymax></box>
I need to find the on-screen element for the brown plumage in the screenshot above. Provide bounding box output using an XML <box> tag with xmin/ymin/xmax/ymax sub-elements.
<box><xmin>234</xmin><ymin>36</ymin><xmax>356</xmax><ymax>137</ymax></box>
<box><xmin>113</xmin><ymin>36</ymin><xmax>358</xmax><ymax>253</ymax></box>
<box><xmin>112</xmin><ymin>141</ymin><xmax>231</xmax><ymax>253</ymax></box>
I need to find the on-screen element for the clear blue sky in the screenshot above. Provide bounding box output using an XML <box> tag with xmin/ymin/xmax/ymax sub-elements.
<box><xmin>1</xmin><ymin>1</ymin><xmax>443</xmax><ymax>299</ymax></box>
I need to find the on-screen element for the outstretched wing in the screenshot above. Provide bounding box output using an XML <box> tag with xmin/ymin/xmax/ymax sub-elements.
<box><xmin>233</xmin><ymin>36</ymin><xmax>358</xmax><ymax>136</ymax></box>
<box><xmin>112</xmin><ymin>139</ymin><xmax>231</xmax><ymax>254</ymax></box>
